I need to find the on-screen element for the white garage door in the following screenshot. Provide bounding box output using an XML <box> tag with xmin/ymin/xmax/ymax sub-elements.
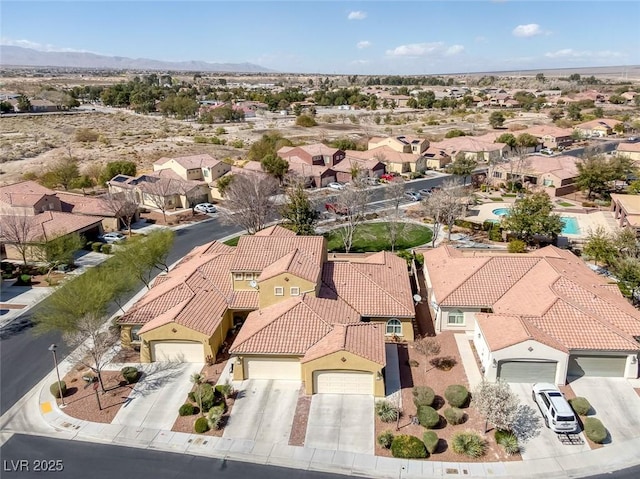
<box><xmin>498</xmin><ymin>360</ymin><xmax>557</xmax><ymax>383</ymax></box>
<box><xmin>314</xmin><ymin>370</ymin><xmax>373</xmax><ymax>395</ymax></box>
<box><xmin>151</xmin><ymin>341</ymin><xmax>204</xmax><ymax>362</ymax></box>
<box><xmin>568</xmin><ymin>355</ymin><xmax>626</xmax><ymax>377</ymax></box>
<box><xmin>245</xmin><ymin>357</ymin><xmax>301</xmax><ymax>380</ymax></box>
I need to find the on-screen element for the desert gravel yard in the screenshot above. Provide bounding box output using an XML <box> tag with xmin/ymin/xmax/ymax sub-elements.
<box><xmin>305</xmin><ymin>394</ymin><xmax>374</xmax><ymax>454</ymax></box>
<box><xmin>569</xmin><ymin>377</ymin><xmax>640</xmax><ymax>444</ymax></box>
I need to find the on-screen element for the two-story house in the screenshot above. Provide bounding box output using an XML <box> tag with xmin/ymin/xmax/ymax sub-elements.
<box><xmin>368</xmin><ymin>136</ymin><xmax>429</xmax><ymax>155</ymax></box>
<box><xmin>522</xmin><ymin>125</ymin><xmax>574</xmax><ymax>150</ymax></box>
<box><xmin>153</xmin><ymin>154</ymin><xmax>231</xmax><ymax>184</ymax></box>
<box><xmin>117</xmin><ymin>225</ymin><xmax>416</xmax><ymax>396</ymax></box>
<box><xmin>574</xmin><ymin>119</ymin><xmax>622</xmax><ymax>138</ymax></box>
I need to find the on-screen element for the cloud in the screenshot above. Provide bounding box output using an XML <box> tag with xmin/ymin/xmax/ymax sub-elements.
<box><xmin>0</xmin><ymin>37</ymin><xmax>93</xmax><ymax>53</ymax></box>
<box><xmin>356</xmin><ymin>40</ymin><xmax>371</xmax><ymax>50</ymax></box>
<box><xmin>347</xmin><ymin>11</ymin><xmax>367</xmax><ymax>20</ymax></box>
<box><xmin>386</xmin><ymin>42</ymin><xmax>464</xmax><ymax>58</ymax></box>
<box><xmin>512</xmin><ymin>24</ymin><xmax>544</xmax><ymax>37</ymax></box>
<box><xmin>475</xmin><ymin>36</ymin><xmax>487</xmax><ymax>43</ymax></box>
<box><xmin>544</xmin><ymin>48</ymin><xmax>625</xmax><ymax>59</ymax></box>
<box><xmin>350</xmin><ymin>59</ymin><xmax>370</xmax><ymax>65</ymax></box>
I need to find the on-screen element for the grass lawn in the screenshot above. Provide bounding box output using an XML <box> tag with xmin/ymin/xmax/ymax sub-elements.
<box><xmin>223</xmin><ymin>236</ymin><xmax>240</xmax><ymax>246</ymax></box>
<box><xmin>324</xmin><ymin>222</ymin><xmax>432</xmax><ymax>252</ymax></box>
<box><xmin>558</xmin><ymin>201</ymin><xmax>574</xmax><ymax>207</ymax></box>
<box><xmin>489</xmin><ymin>197</ymin><xmax>504</xmax><ymax>201</ymax></box>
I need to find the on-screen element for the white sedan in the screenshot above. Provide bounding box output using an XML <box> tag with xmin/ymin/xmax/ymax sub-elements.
<box><xmin>99</xmin><ymin>232</ymin><xmax>126</xmax><ymax>243</ymax></box>
<box><xmin>327</xmin><ymin>182</ymin><xmax>346</xmax><ymax>190</ymax></box>
<box><xmin>194</xmin><ymin>203</ymin><xmax>217</xmax><ymax>214</ymax></box>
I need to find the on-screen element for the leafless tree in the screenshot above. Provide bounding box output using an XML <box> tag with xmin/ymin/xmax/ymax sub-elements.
<box><xmin>223</xmin><ymin>173</ymin><xmax>280</xmax><ymax>234</ymax></box>
<box><xmin>0</xmin><ymin>213</ymin><xmax>36</xmax><ymax>265</ymax></box>
<box><xmin>413</xmin><ymin>335</ymin><xmax>441</xmax><ymax>373</ymax></box>
<box><xmin>384</xmin><ymin>178</ymin><xmax>407</xmax><ymax>252</ymax></box>
<box><xmin>506</xmin><ymin>147</ymin><xmax>532</xmax><ymax>191</ymax></box>
<box><xmin>103</xmin><ymin>190</ymin><xmax>139</xmax><ymax>236</ymax></box>
<box><xmin>334</xmin><ymin>184</ymin><xmax>370</xmax><ymax>253</ymax></box>
<box><xmin>423</xmin><ymin>179</ymin><xmax>467</xmax><ymax>243</ymax></box>
<box><xmin>142</xmin><ymin>177</ymin><xmax>180</xmax><ymax>223</ymax></box>
<box><xmin>63</xmin><ymin>313</ymin><xmax>119</xmax><ymax>393</ymax></box>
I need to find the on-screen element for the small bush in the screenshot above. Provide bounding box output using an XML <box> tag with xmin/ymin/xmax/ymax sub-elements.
<box><xmin>377</xmin><ymin>430</ymin><xmax>394</xmax><ymax>449</ymax></box>
<box><xmin>207</xmin><ymin>405</ymin><xmax>225</xmax><ymax>430</ymax></box>
<box><xmin>444</xmin><ymin>407</ymin><xmax>465</xmax><ymax>425</ymax></box>
<box><xmin>188</xmin><ymin>391</ymin><xmax>196</xmax><ymax>402</ymax></box>
<box><xmin>16</xmin><ymin>274</ymin><xmax>31</xmax><ymax>285</ymax></box>
<box><xmin>569</xmin><ymin>397</ymin><xmax>591</xmax><ymax>416</ymax></box>
<box><xmin>100</xmin><ymin>244</ymin><xmax>112</xmax><ymax>254</ymax></box>
<box><xmin>75</xmin><ymin>128</ymin><xmax>99</xmax><ymax>142</ymax></box>
<box><xmin>417</xmin><ymin>405</ymin><xmax>440</xmax><ymax>428</ymax></box>
<box><xmin>430</xmin><ymin>356</ymin><xmax>457</xmax><ymax>371</ymax></box>
<box><xmin>179</xmin><ymin>403</ymin><xmax>196</xmax><ymax>416</ymax></box>
<box><xmin>91</xmin><ymin>242</ymin><xmax>102</xmax><ymax>252</ymax></box>
<box><xmin>50</xmin><ymin>381</ymin><xmax>67</xmax><ymax>398</ymax></box>
<box><xmin>584</xmin><ymin>417</ymin><xmax>607</xmax><ymax>443</ymax></box>
<box><xmin>390</xmin><ymin>435</ymin><xmax>427</xmax><ymax>459</ymax></box>
<box><xmin>423</xmin><ymin>431</ymin><xmax>439</xmax><ymax>454</ymax></box>
<box><xmin>412</xmin><ymin>386</ymin><xmax>435</xmax><ymax>407</ymax></box>
<box><xmin>508</xmin><ymin>239</ymin><xmax>526</xmax><ymax>253</ymax></box>
<box><xmin>444</xmin><ymin>385</ymin><xmax>469</xmax><ymax>407</ymax></box>
<box><xmin>495</xmin><ymin>430</ymin><xmax>519</xmax><ymax>455</ymax></box>
<box><xmin>194</xmin><ymin>417</ymin><xmax>210</xmax><ymax>433</ymax></box>
<box><xmin>296</xmin><ymin>114</ymin><xmax>317</xmax><ymax>127</ymax></box>
<box><xmin>215</xmin><ymin>383</ymin><xmax>233</xmax><ymax>399</ymax></box>
<box><xmin>121</xmin><ymin>366</ymin><xmax>139</xmax><ymax>384</ymax></box>
<box><xmin>451</xmin><ymin>431</ymin><xmax>486</xmax><ymax>458</ymax></box>
<box><xmin>375</xmin><ymin>400</ymin><xmax>399</xmax><ymax>423</ymax></box>
<box><xmin>195</xmin><ymin>383</ymin><xmax>216</xmax><ymax>412</ymax></box>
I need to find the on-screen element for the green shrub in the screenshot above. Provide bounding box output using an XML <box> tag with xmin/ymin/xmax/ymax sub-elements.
<box><xmin>121</xmin><ymin>366</ymin><xmax>139</xmax><ymax>384</ymax></box>
<box><xmin>422</xmin><ymin>431</ymin><xmax>439</xmax><ymax>454</ymax></box>
<box><xmin>375</xmin><ymin>400</ymin><xmax>399</xmax><ymax>423</ymax></box>
<box><xmin>91</xmin><ymin>242</ymin><xmax>102</xmax><ymax>252</ymax></box>
<box><xmin>584</xmin><ymin>417</ymin><xmax>607</xmax><ymax>443</ymax></box>
<box><xmin>569</xmin><ymin>397</ymin><xmax>591</xmax><ymax>416</ymax></box>
<box><xmin>188</xmin><ymin>391</ymin><xmax>196</xmax><ymax>402</ymax></box>
<box><xmin>417</xmin><ymin>405</ymin><xmax>440</xmax><ymax>428</ymax></box>
<box><xmin>100</xmin><ymin>244</ymin><xmax>112</xmax><ymax>254</ymax></box>
<box><xmin>494</xmin><ymin>430</ymin><xmax>520</xmax><ymax>455</ymax></box>
<box><xmin>49</xmin><ymin>381</ymin><xmax>67</xmax><ymax>398</ymax></box>
<box><xmin>16</xmin><ymin>274</ymin><xmax>31</xmax><ymax>285</ymax></box>
<box><xmin>444</xmin><ymin>407</ymin><xmax>465</xmax><ymax>425</ymax></box>
<box><xmin>207</xmin><ymin>405</ymin><xmax>224</xmax><ymax>430</ymax></box>
<box><xmin>430</xmin><ymin>356</ymin><xmax>457</xmax><ymax>371</ymax></box>
<box><xmin>195</xmin><ymin>383</ymin><xmax>216</xmax><ymax>412</ymax></box>
<box><xmin>412</xmin><ymin>386</ymin><xmax>435</xmax><ymax>407</ymax></box>
<box><xmin>295</xmin><ymin>114</ymin><xmax>317</xmax><ymax>127</ymax></box>
<box><xmin>390</xmin><ymin>435</ymin><xmax>427</xmax><ymax>459</ymax></box>
<box><xmin>508</xmin><ymin>239</ymin><xmax>526</xmax><ymax>253</ymax></box>
<box><xmin>377</xmin><ymin>430</ymin><xmax>394</xmax><ymax>449</ymax></box>
<box><xmin>451</xmin><ymin>431</ymin><xmax>487</xmax><ymax>458</ymax></box>
<box><xmin>194</xmin><ymin>417</ymin><xmax>210</xmax><ymax>433</ymax></box>
<box><xmin>179</xmin><ymin>403</ymin><xmax>195</xmax><ymax>416</ymax></box>
<box><xmin>215</xmin><ymin>383</ymin><xmax>233</xmax><ymax>399</ymax></box>
<box><xmin>444</xmin><ymin>385</ymin><xmax>469</xmax><ymax>407</ymax></box>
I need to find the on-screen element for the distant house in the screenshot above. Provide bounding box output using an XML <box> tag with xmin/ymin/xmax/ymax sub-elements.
<box><xmin>332</xmin><ymin>155</ymin><xmax>385</xmax><ymax>183</ymax></box>
<box><xmin>611</xmin><ymin>194</ymin><xmax>640</xmax><ymax>234</ymax></box>
<box><xmin>153</xmin><ymin>154</ymin><xmax>231</xmax><ymax>184</ymax></box>
<box><xmin>522</xmin><ymin>125</ymin><xmax>574</xmax><ymax>149</ymax></box>
<box><xmin>616</xmin><ymin>142</ymin><xmax>640</xmax><ymax>164</ymax></box>
<box><xmin>368</xmin><ymin>135</ymin><xmax>429</xmax><ymax>155</ymax></box>
<box><xmin>431</xmin><ymin>136</ymin><xmax>507</xmax><ymax>164</ymax></box>
<box><xmin>29</xmin><ymin>99</ymin><xmax>59</xmax><ymax>113</ymax></box>
<box><xmin>346</xmin><ymin>146</ymin><xmax>426</xmax><ymax>175</ymax></box>
<box><xmin>491</xmin><ymin>155</ymin><xmax>579</xmax><ymax>196</ymax></box>
<box><xmin>575</xmin><ymin>119</ymin><xmax>622</xmax><ymax>138</ymax></box>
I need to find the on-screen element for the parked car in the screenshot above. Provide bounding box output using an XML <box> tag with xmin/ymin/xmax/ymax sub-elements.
<box><xmin>364</xmin><ymin>177</ymin><xmax>379</xmax><ymax>186</ymax></box>
<box><xmin>327</xmin><ymin>182</ymin><xmax>346</xmax><ymax>190</ymax></box>
<box><xmin>194</xmin><ymin>203</ymin><xmax>217</xmax><ymax>214</ymax></box>
<box><xmin>325</xmin><ymin>203</ymin><xmax>348</xmax><ymax>215</ymax></box>
<box><xmin>419</xmin><ymin>188</ymin><xmax>432</xmax><ymax>196</ymax></box>
<box><xmin>532</xmin><ymin>383</ymin><xmax>578</xmax><ymax>433</ymax></box>
<box><xmin>99</xmin><ymin>232</ymin><xmax>126</xmax><ymax>243</ymax></box>
<box><xmin>627</xmin><ymin>137</ymin><xmax>638</xmax><ymax>143</ymax></box>
<box><xmin>404</xmin><ymin>191</ymin><xmax>422</xmax><ymax>201</ymax></box>
<box><xmin>380</xmin><ymin>173</ymin><xmax>401</xmax><ymax>182</ymax></box>
<box><xmin>540</xmin><ymin>148</ymin><xmax>554</xmax><ymax>156</ymax></box>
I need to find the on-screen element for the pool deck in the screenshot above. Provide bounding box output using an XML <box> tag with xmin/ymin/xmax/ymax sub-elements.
<box><xmin>466</xmin><ymin>200</ymin><xmax>621</xmax><ymax>240</ymax></box>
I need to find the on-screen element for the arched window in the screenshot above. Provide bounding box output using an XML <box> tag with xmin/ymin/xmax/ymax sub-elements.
<box><xmin>448</xmin><ymin>310</ymin><xmax>464</xmax><ymax>325</ymax></box>
<box><xmin>386</xmin><ymin>318</ymin><xmax>402</xmax><ymax>335</ymax></box>
<box><xmin>131</xmin><ymin>326</ymin><xmax>142</xmax><ymax>342</ymax></box>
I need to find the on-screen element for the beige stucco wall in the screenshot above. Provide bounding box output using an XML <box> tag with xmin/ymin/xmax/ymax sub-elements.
<box><xmin>258</xmin><ymin>274</ymin><xmax>317</xmax><ymax>309</ymax></box>
<box><xmin>231</xmin><ymin>354</ymin><xmax>301</xmax><ymax>381</ymax></box>
<box><xmin>369</xmin><ymin>317</ymin><xmax>414</xmax><ymax>342</ymax></box>
<box><xmin>435</xmin><ymin>307</ymin><xmax>480</xmax><ymax>333</ymax></box>
<box><xmin>301</xmin><ymin>350</ymin><xmax>385</xmax><ymax>397</ymax></box>
<box><xmin>204</xmin><ymin>162</ymin><xmax>232</xmax><ymax>181</ymax></box>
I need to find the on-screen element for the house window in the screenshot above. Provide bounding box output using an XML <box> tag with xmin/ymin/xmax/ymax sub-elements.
<box><xmin>543</xmin><ymin>178</ymin><xmax>553</xmax><ymax>187</ymax></box>
<box><xmin>493</xmin><ymin>171</ymin><xmax>502</xmax><ymax>178</ymax></box>
<box><xmin>245</xmin><ymin>273</ymin><xmax>254</xmax><ymax>281</ymax></box>
<box><xmin>274</xmin><ymin>286</ymin><xmax>284</xmax><ymax>296</ymax></box>
<box><xmin>290</xmin><ymin>287</ymin><xmax>300</xmax><ymax>296</ymax></box>
<box><xmin>233</xmin><ymin>273</ymin><xmax>243</xmax><ymax>281</ymax></box>
<box><xmin>203</xmin><ymin>169</ymin><xmax>210</xmax><ymax>177</ymax></box>
<box><xmin>386</xmin><ymin>319</ymin><xmax>402</xmax><ymax>335</ymax></box>
<box><xmin>131</xmin><ymin>326</ymin><xmax>142</xmax><ymax>342</ymax></box>
<box><xmin>447</xmin><ymin>310</ymin><xmax>464</xmax><ymax>325</ymax></box>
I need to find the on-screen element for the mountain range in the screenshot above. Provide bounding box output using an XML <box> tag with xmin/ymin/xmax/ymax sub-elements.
<box><xmin>0</xmin><ymin>46</ymin><xmax>273</xmax><ymax>73</ymax></box>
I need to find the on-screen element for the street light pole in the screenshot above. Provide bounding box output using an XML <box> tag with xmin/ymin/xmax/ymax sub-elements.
<box><xmin>48</xmin><ymin>344</ymin><xmax>66</xmax><ymax>408</ymax></box>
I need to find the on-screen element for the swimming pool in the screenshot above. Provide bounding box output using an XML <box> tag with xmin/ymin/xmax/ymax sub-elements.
<box><xmin>492</xmin><ymin>208</ymin><xmax>510</xmax><ymax>216</ymax></box>
<box><xmin>561</xmin><ymin>216</ymin><xmax>580</xmax><ymax>235</ymax></box>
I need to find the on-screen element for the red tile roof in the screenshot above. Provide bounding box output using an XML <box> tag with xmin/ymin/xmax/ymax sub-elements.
<box><xmin>302</xmin><ymin>323</ymin><xmax>385</xmax><ymax>364</ymax></box>
<box><xmin>0</xmin><ymin>211</ymin><xmax>103</xmax><ymax>242</ymax></box>
<box><xmin>154</xmin><ymin>154</ymin><xmax>221</xmax><ymax>170</ymax></box>
<box><xmin>0</xmin><ymin>180</ymin><xmax>55</xmax><ymax>207</ymax></box>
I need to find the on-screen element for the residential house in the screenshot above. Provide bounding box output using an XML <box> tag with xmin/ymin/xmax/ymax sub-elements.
<box><xmin>346</xmin><ymin>146</ymin><xmax>426</xmax><ymax>174</ymax></box>
<box><xmin>418</xmin><ymin>245</ymin><xmax>640</xmax><ymax>384</ymax></box>
<box><xmin>29</xmin><ymin>99</ymin><xmax>59</xmax><ymax>113</ymax></box>
<box><xmin>490</xmin><ymin>155</ymin><xmax>579</xmax><ymax>196</ymax></box>
<box><xmin>331</xmin><ymin>155</ymin><xmax>385</xmax><ymax>183</ymax></box>
<box><xmin>153</xmin><ymin>154</ymin><xmax>231</xmax><ymax>184</ymax></box>
<box><xmin>368</xmin><ymin>136</ymin><xmax>429</xmax><ymax>155</ymax></box>
<box><xmin>611</xmin><ymin>194</ymin><xmax>640</xmax><ymax>234</ymax></box>
<box><xmin>616</xmin><ymin>142</ymin><xmax>640</xmax><ymax>164</ymax></box>
<box><xmin>117</xmin><ymin>225</ymin><xmax>416</xmax><ymax>396</ymax></box>
<box><xmin>522</xmin><ymin>125</ymin><xmax>574</xmax><ymax>150</ymax></box>
<box><xmin>278</xmin><ymin>144</ymin><xmax>346</xmax><ymax>168</ymax></box>
<box><xmin>431</xmin><ymin>136</ymin><xmax>507</xmax><ymax>164</ymax></box>
<box><xmin>574</xmin><ymin>118</ymin><xmax>622</xmax><ymax>138</ymax></box>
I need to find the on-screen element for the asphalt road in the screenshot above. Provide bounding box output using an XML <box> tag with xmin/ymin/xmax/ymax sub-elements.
<box><xmin>0</xmin><ymin>434</ymin><xmax>353</xmax><ymax>479</ymax></box>
<box><xmin>0</xmin><ymin>218</ymin><xmax>242</xmax><ymax>415</ymax></box>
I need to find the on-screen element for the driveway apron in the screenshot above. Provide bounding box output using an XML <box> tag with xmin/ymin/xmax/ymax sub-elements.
<box><xmin>111</xmin><ymin>362</ymin><xmax>204</xmax><ymax>430</ymax></box>
<box><xmin>305</xmin><ymin>394</ymin><xmax>374</xmax><ymax>454</ymax></box>
<box><xmin>223</xmin><ymin>379</ymin><xmax>300</xmax><ymax>444</ymax></box>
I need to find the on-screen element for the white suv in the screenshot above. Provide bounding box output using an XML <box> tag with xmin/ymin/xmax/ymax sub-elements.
<box><xmin>532</xmin><ymin>383</ymin><xmax>578</xmax><ymax>433</ymax></box>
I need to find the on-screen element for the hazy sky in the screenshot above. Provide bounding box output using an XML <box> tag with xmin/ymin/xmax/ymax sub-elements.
<box><xmin>1</xmin><ymin>1</ymin><xmax>639</xmax><ymax>74</ymax></box>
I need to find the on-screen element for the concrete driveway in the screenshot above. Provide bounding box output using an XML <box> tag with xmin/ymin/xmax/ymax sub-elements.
<box><xmin>305</xmin><ymin>394</ymin><xmax>374</xmax><ymax>454</ymax></box>
<box><xmin>509</xmin><ymin>383</ymin><xmax>590</xmax><ymax>459</ymax></box>
<box><xmin>569</xmin><ymin>377</ymin><xmax>640</xmax><ymax>444</ymax></box>
<box><xmin>223</xmin><ymin>379</ymin><xmax>300</xmax><ymax>444</ymax></box>
<box><xmin>111</xmin><ymin>362</ymin><xmax>203</xmax><ymax>430</ymax></box>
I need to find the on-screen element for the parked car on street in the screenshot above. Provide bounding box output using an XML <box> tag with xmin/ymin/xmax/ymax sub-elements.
<box><xmin>99</xmin><ymin>232</ymin><xmax>126</xmax><ymax>243</ymax></box>
<box><xmin>380</xmin><ymin>173</ymin><xmax>401</xmax><ymax>182</ymax></box>
<box><xmin>404</xmin><ymin>191</ymin><xmax>422</xmax><ymax>201</ymax></box>
<box><xmin>327</xmin><ymin>182</ymin><xmax>346</xmax><ymax>190</ymax></box>
<box><xmin>540</xmin><ymin>148</ymin><xmax>554</xmax><ymax>156</ymax></box>
<box><xmin>194</xmin><ymin>203</ymin><xmax>217</xmax><ymax>214</ymax></box>
<box><xmin>325</xmin><ymin>203</ymin><xmax>348</xmax><ymax>215</ymax></box>
<box><xmin>419</xmin><ymin>188</ymin><xmax>432</xmax><ymax>196</ymax></box>
<box><xmin>532</xmin><ymin>383</ymin><xmax>578</xmax><ymax>433</ymax></box>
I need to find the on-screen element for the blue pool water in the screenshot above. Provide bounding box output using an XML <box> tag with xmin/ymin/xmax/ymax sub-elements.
<box><xmin>561</xmin><ymin>216</ymin><xmax>580</xmax><ymax>235</ymax></box>
<box><xmin>492</xmin><ymin>208</ymin><xmax>510</xmax><ymax>216</ymax></box>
